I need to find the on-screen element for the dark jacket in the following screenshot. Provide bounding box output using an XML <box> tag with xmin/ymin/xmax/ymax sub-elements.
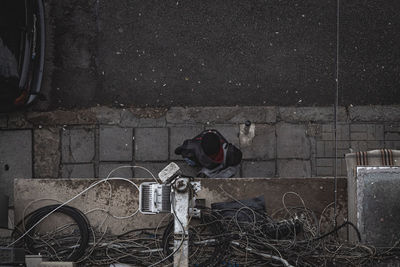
<box><xmin>175</xmin><ymin>130</ymin><xmax>242</xmax><ymax>169</ymax></box>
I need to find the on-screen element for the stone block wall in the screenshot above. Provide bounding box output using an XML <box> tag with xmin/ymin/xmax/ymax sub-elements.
<box><xmin>0</xmin><ymin>106</ymin><xmax>400</xmax><ymax>185</ymax></box>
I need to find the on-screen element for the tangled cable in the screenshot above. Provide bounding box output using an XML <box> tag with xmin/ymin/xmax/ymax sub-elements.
<box><xmin>2</xmin><ymin>166</ymin><xmax>400</xmax><ymax>266</ymax></box>
<box><xmin>5</xmin><ymin>202</ymin><xmax>400</xmax><ymax>266</ymax></box>
<box><xmin>14</xmin><ymin>205</ymin><xmax>90</xmax><ymax>262</ymax></box>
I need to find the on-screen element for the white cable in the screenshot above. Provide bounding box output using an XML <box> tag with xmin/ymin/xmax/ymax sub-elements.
<box><xmin>10</xmin><ymin>164</ymin><xmax>158</xmax><ymax>247</ymax></box>
<box><xmin>106</xmin><ymin>165</ymin><xmax>160</xmax><ymax>183</ymax></box>
<box><xmin>8</xmin><ymin>177</ymin><xmax>139</xmax><ymax>248</ymax></box>
<box><xmin>231</xmin><ymin>241</ymin><xmax>294</xmax><ymax>267</ymax></box>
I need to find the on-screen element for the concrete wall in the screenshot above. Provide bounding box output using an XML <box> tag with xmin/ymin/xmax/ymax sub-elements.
<box><xmin>14</xmin><ymin>177</ymin><xmax>347</xmax><ymax>234</ymax></box>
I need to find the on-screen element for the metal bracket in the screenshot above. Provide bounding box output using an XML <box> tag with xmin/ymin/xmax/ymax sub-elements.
<box><xmin>190</xmin><ymin>181</ymin><xmax>201</xmax><ymax>193</ymax></box>
<box><xmin>189</xmin><ymin>207</ymin><xmax>201</xmax><ymax>218</ymax></box>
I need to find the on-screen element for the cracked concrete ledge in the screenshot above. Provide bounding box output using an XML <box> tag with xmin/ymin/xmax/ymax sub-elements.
<box><xmin>14</xmin><ymin>177</ymin><xmax>347</xmax><ymax>233</ymax></box>
<box><xmin>278</xmin><ymin>107</ymin><xmax>348</xmax><ymax>122</ymax></box>
<box><xmin>1</xmin><ymin>105</ymin><xmax>400</xmax><ymax>129</ymax></box>
<box><xmin>166</xmin><ymin>106</ymin><xmax>277</xmax><ymax>124</ymax></box>
<box><xmin>348</xmin><ymin>105</ymin><xmax>400</xmax><ymax>122</ymax></box>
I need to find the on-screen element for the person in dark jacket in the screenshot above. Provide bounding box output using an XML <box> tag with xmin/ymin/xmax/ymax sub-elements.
<box><xmin>175</xmin><ymin>129</ymin><xmax>242</xmax><ymax>178</ymax></box>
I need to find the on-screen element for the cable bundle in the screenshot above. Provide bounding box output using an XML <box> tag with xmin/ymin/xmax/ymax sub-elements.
<box><xmin>3</xmin><ymin>176</ymin><xmax>399</xmax><ymax>267</ymax></box>
<box><xmin>7</xmin><ymin>203</ymin><xmax>400</xmax><ymax>266</ymax></box>
<box><xmin>15</xmin><ymin>205</ymin><xmax>90</xmax><ymax>262</ymax></box>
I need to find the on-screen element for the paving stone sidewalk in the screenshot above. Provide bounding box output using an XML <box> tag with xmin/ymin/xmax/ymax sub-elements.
<box><xmin>1</xmin><ymin>105</ymin><xmax>400</xmax><ymax>199</ymax></box>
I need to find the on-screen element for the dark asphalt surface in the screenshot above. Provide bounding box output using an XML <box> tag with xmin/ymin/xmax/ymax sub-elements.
<box><xmin>39</xmin><ymin>0</ymin><xmax>400</xmax><ymax>110</ymax></box>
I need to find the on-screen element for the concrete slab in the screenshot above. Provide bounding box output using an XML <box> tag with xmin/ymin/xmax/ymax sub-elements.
<box><xmin>385</xmin><ymin>132</ymin><xmax>400</xmax><ymax>141</ymax></box>
<box><xmin>320</xmin><ymin>123</ymin><xmax>350</xmax><ymax>141</ymax></box>
<box><xmin>0</xmin><ymin>130</ymin><xmax>32</xmax><ymax>202</ymax></box>
<box><xmin>138</xmin><ymin>117</ymin><xmax>167</xmax><ymax>127</ymax></box>
<box><xmin>350</xmin><ymin>140</ymin><xmax>384</xmax><ymax>152</ymax></box>
<box><xmin>134</xmin><ymin>161</ymin><xmax>201</xmax><ymax>179</ymax></box>
<box><xmin>277</xmin><ymin>123</ymin><xmax>310</xmax><ymax>159</ymax></box>
<box><xmin>316</xmin><ymin>140</ymin><xmax>350</xmax><ymax>158</ymax></box>
<box><xmin>350</xmin><ymin>124</ymin><xmax>384</xmax><ymax>141</ymax></box>
<box><xmin>385</xmin><ymin>130</ymin><xmax>400</xmax><ymax>149</ymax></box>
<box><xmin>242</xmin><ymin>161</ymin><xmax>275</xmax><ymax>177</ymax></box>
<box><xmin>384</xmin><ymin>124</ymin><xmax>400</xmax><ymax>133</ymax></box>
<box><xmin>119</xmin><ymin>109</ymin><xmax>139</xmax><ymax>127</ymax></box>
<box><xmin>278</xmin><ymin>107</ymin><xmax>347</xmax><ymax>122</ymax></box>
<box><xmin>62</xmin><ymin>128</ymin><xmax>95</xmax><ymax>163</ymax></box>
<box><xmin>240</xmin><ymin>124</ymin><xmax>276</xmax><ymax>160</ymax></box>
<box><xmin>61</xmin><ymin>164</ymin><xmax>95</xmax><ymax>178</ymax></box>
<box><xmin>166</xmin><ymin>107</ymin><xmax>276</xmax><ymax>124</ymax></box>
<box><xmin>120</xmin><ymin>108</ymin><xmax>167</xmax><ymax>127</ymax></box>
<box><xmin>135</xmin><ymin>128</ymin><xmax>168</xmax><ymax>161</ymax></box>
<box><xmin>98</xmin><ymin>163</ymin><xmax>133</xmax><ymax>178</ymax></box>
<box><xmin>169</xmin><ymin>126</ymin><xmax>204</xmax><ymax>160</ymax></box>
<box><xmin>27</xmin><ymin>110</ymin><xmax>95</xmax><ymax>126</ymax></box>
<box><xmin>99</xmin><ymin>127</ymin><xmax>133</xmax><ymax>161</ymax></box>
<box><xmin>92</xmin><ymin>106</ymin><xmax>122</xmax><ymax>125</ymax></box>
<box><xmin>34</xmin><ymin>128</ymin><xmax>60</xmax><ymax>178</ymax></box>
<box><xmin>133</xmin><ymin>162</ymin><xmax>168</xmax><ymax>178</ymax></box>
<box><xmin>349</xmin><ymin>106</ymin><xmax>400</xmax><ymax>122</ymax></box>
<box><xmin>277</xmin><ymin>159</ymin><xmax>311</xmax><ymax>178</ymax></box>
<box><xmin>385</xmin><ymin>141</ymin><xmax>400</xmax><ymax>150</ymax></box>
<box><xmin>7</xmin><ymin>113</ymin><xmax>31</xmax><ymax>128</ymax></box>
<box><xmin>315</xmin><ymin>158</ymin><xmax>347</xmax><ymax>177</ymax></box>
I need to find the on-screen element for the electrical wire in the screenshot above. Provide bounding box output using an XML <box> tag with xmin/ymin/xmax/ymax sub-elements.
<box><xmin>7</xmin><ymin>196</ymin><xmax>400</xmax><ymax>266</ymax></box>
<box><xmin>21</xmin><ymin>205</ymin><xmax>90</xmax><ymax>262</ymax></box>
<box><xmin>9</xmin><ymin>164</ymin><xmax>159</xmax><ymax>248</ymax></box>
<box><xmin>4</xmin><ymin>164</ymin><xmax>400</xmax><ymax>266</ymax></box>
<box><xmin>8</xmin><ymin>177</ymin><xmax>140</xmax><ymax>248</ymax></box>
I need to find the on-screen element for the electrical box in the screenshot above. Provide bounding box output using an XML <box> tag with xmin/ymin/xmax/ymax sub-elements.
<box><xmin>139</xmin><ymin>183</ymin><xmax>171</xmax><ymax>214</ymax></box>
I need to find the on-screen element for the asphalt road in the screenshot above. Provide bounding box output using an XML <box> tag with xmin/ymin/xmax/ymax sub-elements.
<box><xmin>37</xmin><ymin>0</ymin><xmax>400</xmax><ymax>110</ymax></box>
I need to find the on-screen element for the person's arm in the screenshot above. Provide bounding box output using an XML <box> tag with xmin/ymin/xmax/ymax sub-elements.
<box><xmin>175</xmin><ymin>139</ymin><xmax>201</xmax><ymax>165</ymax></box>
<box><xmin>225</xmin><ymin>144</ymin><xmax>242</xmax><ymax>167</ymax></box>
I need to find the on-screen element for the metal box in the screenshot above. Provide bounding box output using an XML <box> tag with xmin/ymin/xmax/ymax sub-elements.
<box><xmin>139</xmin><ymin>183</ymin><xmax>171</xmax><ymax>214</ymax></box>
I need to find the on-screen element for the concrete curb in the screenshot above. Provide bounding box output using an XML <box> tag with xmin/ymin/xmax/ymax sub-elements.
<box><xmin>2</xmin><ymin>105</ymin><xmax>400</xmax><ymax>129</ymax></box>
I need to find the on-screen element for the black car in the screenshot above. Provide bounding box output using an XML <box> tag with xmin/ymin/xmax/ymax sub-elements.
<box><xmin>0</xmin><ymin>0</ymin><xmax>45</xmax><ymax>112</ymax></box>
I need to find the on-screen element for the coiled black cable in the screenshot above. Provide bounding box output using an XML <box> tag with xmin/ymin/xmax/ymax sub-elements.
<box><xmin>21</xmin><ymin>205</ymin><xmax>90</xmax><ymax>262</ymax></box>
<box><xmin>307</xmin><ymin>221</ymin><xmax>361</xmax><ymax>243</ymax></box>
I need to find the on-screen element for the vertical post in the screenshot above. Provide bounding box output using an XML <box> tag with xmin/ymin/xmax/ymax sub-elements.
<box><xmin>173</xmin><ymin>178</ymin><xmax>190</xmax><ymax>267</ymax></box>
<box><xmin>243</xmin><ymin>120</ymin><xmax>251</xmax><ymax>135</ymax></box>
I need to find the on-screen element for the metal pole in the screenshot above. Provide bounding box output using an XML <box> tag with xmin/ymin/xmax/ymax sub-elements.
<box><xmin>173</xmin><ymin>178</ymin><xmax>190</xmax><ymax>267</ymax></box>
